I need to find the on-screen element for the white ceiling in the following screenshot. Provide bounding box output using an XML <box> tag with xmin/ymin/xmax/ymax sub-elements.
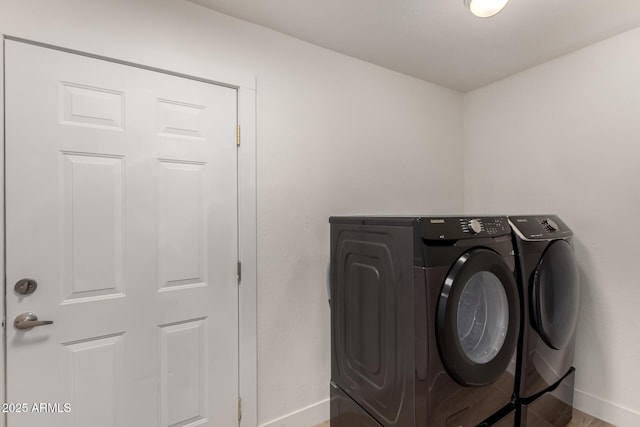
<box><xmin>189</xmin><ymin>0</ymin><xmax>640</xmax><ymax>92</ymax></box>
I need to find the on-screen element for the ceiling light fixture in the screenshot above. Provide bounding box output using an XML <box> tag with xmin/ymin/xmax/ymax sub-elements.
<box><xmin>463</xmin><ymin>0</ymin><xmax>510</xmax><ymax>18</ymax></box>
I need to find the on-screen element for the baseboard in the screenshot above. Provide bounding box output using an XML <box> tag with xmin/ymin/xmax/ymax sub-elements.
<box><xmin>259</xmin><ymin>398</ymin><xmax>330</xmax><ymax>427</ymax></box>
<box><xmin>574</xmin><ymin>388</ymin><xmax>640</xmax><ymax>427</ymax></box>
<box><xmin>256</xmin><ymin>390</ymin><xmax>640</xmax><ymax>427</ymax></box>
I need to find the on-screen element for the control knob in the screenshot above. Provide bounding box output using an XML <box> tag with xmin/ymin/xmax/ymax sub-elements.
<box><xmin>542</xmin><ymin>218</ymin><xmax>559</xmax><ymax>232</ymax></box>
<box><xmin>468</xmin><ymin>219</ymin><xmax>482</xmax><ymax>234</ymax></box>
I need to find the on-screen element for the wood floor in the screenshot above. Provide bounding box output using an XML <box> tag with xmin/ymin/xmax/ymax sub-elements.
<box><xmin>313</xmin><ymin>408</ymin><xmax>616</xmax><ymax>427</ymax></box>
<box><xmin>569</xmin><ymin>409</ymin><xmax>616</xmax><ymax>427</ymax></box>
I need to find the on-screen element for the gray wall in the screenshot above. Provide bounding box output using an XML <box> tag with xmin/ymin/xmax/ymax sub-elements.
<box><xmin>463</xmin><ymin>26</ymin><xmax>640</xmax><ymax>426</ymax></box>
<box><xmin>0</xmin><ymin>0</ymin><xmax>464</xmax><ymax>425</ymax></box>
<box><xmin>7</xmin><ymin>0</ymin><xmax>635</xmax><ymax>425</ymax></box>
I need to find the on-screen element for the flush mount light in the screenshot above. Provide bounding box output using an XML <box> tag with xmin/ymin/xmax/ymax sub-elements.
<box><xmin>463</xmin><ymin>0</ymin><xmax>510</xmax><ymax>17</ymax></box>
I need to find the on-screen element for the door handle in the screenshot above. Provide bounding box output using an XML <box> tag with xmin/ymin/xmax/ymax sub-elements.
<box><xmin>14</xmin><ymin>312</ymin><xmax>54</xmax><ymax>330</ymax></box>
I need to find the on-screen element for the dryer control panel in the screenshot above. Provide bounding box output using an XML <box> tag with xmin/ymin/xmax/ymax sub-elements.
<box><xmin>508</xmin><ymin>215</ymin><xmax>573</xmax><ymax>241</ymax></box>
<box><xmin>420</xmin><ymin>216</ymin><xmax>510</xmax><ymax>240</ymax></box>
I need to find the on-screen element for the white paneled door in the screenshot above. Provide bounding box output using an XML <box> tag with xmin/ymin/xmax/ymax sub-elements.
<box><xmin>5</xmin><ymin>40</ymin><xmax>239</xmax><ymax>426</ymax></box>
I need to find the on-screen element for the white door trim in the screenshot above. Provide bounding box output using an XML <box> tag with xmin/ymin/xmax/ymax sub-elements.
<box><xmin>0</xmin><ymin>35</ymin><xmax>258</xmax><ymax>427</ymax></box>
<box><xmin>0</xmin><ymin>37</ymin><xmax>6</xmax><ymax>427</ymax></box>
<box><xmin>238</xmin><ymin>85</ymin><xmax>258</xmax><ymax>427</ymax></box>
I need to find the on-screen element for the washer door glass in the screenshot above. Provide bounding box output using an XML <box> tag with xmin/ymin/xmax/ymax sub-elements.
<box><xmin>457</xmin><ymin>271</ymin><xmax>509</xmax><ymax>364</ymax></box>
<box><xmin>532</xmin><ymin>239</ymin><xmax>580</xmax><ymax>350</ymax></box>
<box><xmin>437</xmin><ymin>248</ymin><xmax>520</xmax><ymax>387</ymax></box>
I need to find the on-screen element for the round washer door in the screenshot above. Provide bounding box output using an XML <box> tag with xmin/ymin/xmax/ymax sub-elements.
<box><xmin>531</xmin><ymin>239</ymin><xmax>580</xmax><ymax>350</ymax></box>
<box><xmin>437</xmin><ymin>248</ymin><xmax>520</xmax><ymax>387</ymax></box>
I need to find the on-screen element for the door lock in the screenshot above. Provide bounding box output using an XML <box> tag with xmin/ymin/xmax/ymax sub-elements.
<box><xmin>14</xmin><ymin>278</ymin><xmax>38</xmax><ymax>295</ymax></box>
<box><xmin>14</xmin><ymin>312</ymin><xmax>54</xmax><ymax>330</ymax></box>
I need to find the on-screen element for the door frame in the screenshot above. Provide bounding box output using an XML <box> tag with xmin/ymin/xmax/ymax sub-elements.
<box><xmin>0</xmin><ymin>36</ymin><xmax>258</xmax><ymax>427</ymax></box>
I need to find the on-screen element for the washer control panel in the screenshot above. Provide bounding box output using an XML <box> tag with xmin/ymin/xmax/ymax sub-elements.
<box><xmin>508</xmin><ymin>215</ymin><xmax>573</xmax><ymax>241</ymax></box>
<box><xmin>459</xmin><ymin>217</ymin><xmax>508</xmax><ymax>236</ymax></box>
<box><xmin>421</xmin><ymin>216</ymin><xmax>510</xmax><ymax>240</ymax></box>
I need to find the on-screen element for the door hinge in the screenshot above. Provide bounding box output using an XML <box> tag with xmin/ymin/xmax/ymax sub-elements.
<box><xmin>237</xmin><ymin>261</ymin><xmax>242</xmax><ymax>283</ymax></box>
<box><xmin>236</xmin><ymin>125</ymin><xmax>241</xmax><ymax>146</ymax></box>
<box><xmin>238</xmin><ymin>396</ymin><xmax>242</xmax><ymax>422</ymax></box>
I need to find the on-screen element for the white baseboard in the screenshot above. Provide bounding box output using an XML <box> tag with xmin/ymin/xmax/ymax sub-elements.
<box><xmin>574</xmin><ymin>388</ymin><xmax>640</xmax><ymax>427</ymax></box>
<box><xmin>257</xmin><ymin>390</ymin><xmax>640</xmax><ymax>427</ymax></box>
<box><xmin>259</xmin><ymin>399</ymin><xmax>330</xmax><ymax>427</ymax></box>
<box><xmin>257</xmin><ymin>389</ymin><xmax>640</xmax><ymax>427</ymax></box>
<box><xmin>260</xmin><ymin>399</ymin><xmax>329</xmax><ymax>427</ymax></box>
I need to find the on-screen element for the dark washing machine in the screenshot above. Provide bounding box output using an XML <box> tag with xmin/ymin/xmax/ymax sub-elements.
<box><xmin>330</xmin><ymin>216</ymin><xmax>520</xmax><ymax>427</ymax></box>
<box><xmin>508</xmin><ymin>215</ymin><xmax>580</xmax><ymax>427</ymax></box>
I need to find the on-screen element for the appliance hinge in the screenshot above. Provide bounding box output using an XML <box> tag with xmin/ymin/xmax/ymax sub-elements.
<box><xmin>238</xmin><ymin>396</ymin><xmax>242</xmax><ymax>422</ymax></box>
<box><xmin>237</xmin><ymin>261</ymin><xmax>242</xmax><ymax>283</ymax></box>
<box><xmin>236</xmin><ymin>125</ymin><xmax>241</xmax><ymax>146</ymax></box>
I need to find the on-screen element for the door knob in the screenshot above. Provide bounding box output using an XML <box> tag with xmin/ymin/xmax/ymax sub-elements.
<box><xmin>14</xmin><ymin>312</ymin><xmax>54</xmax><ymax>330</ymax></box>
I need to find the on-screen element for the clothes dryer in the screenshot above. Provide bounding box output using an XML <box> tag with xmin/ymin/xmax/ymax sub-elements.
<box><xmin>508</xmin><ymin>215</ymin><xmax>580</xmax><ymax>427</ymax></box>
<box><xmin>330</xmin><ymin>216</ymin><xmax>520</xmax><ymax>427</ymax></box>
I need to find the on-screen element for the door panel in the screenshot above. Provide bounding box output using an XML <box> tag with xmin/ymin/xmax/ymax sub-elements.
<box><xmin>5</xmin><ymin>40</ymin><xmax>238</xmax><ymax>426</ymax></box>
<box><xmin>62</xmin><ymin>334</ymin><xmax>125</xmax><ymax>426</ymax></box>
<box><xmin>61</xmin><ymin>152</ymin><xmax>125</xmax><ymax>301</ymax></box>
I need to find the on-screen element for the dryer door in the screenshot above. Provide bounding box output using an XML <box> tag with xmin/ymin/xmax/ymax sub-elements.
<box><xmin>437</xmin><ymin>248</ymin><xmax>520</xmax><ymax>387</ymax></box>
<box><xmin>531</xmin><ymin>239</ymin><xmax>580</xmax><ymax>350</ymax></box>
